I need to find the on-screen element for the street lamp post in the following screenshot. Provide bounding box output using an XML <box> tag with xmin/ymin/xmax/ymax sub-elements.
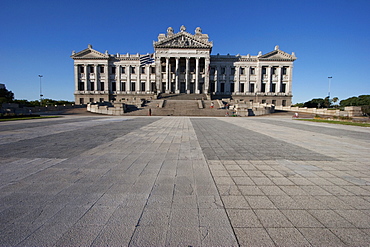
<box><xmin>328</xmin><ymin>76</ymin><xmax>332</xmax><ymax>99</ymax></box>
<box><xmin>38</xmin><ymin>75</ymin><xmax>43</xmax><ymax>106</ymax></box>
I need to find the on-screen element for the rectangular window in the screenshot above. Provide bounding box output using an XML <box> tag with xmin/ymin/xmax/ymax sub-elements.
<box><xmin>262</xmin><ymin>67</ymin><xmax>267</xmax><ymax>75</ymax></box>
<box><xmin>121</xmin><ymin>67</ymin><xmax>126</xmax><ymax>74</ymax></box>
<box><xmin>281</xmin><ymin>83</ymin><xmax>286</xmax><ymax>93</ymax></box>
<box><xmin>79</xmin><ymin>66</ymin><xmax>84</xmax><ymax>73</ymax></box>
<box><xmin>112</xmin><ymin>81</ymin><xmax>116</xmax><ymax>91</ymax></box>
<box><xmin>271</xmin><ymin>83</ymin><xmax>276</xmax><ymax>92</ymax></box>
<box><xmin>230</xmin><ymin>83</ymin><xmax>235</xmax><ymax>93</ymax></box>
<box><xmin>220</xmin><ymin>83</ymin><xmax>225</xmax><ymax>92</ymax></box>
<box><xmin>78</xmin><ymin>81</ymin><xmax>84</xmax><ymax>91</ymax></box>
<box><xmin>121</xmin><ymin>82</ymin><xmax>126</xmax><ymax>91</ymax></box>
<box><xmin>99</xmin><ymin>98</ymin><xmax>104</xmax><ymax>102</ymax></box>
<box><xmin>100</xmin><ymin>66</ymin><xmax>104</xmax><ymax>73</ymax></box>
<box><xmin>231</xmin><ymin>67</ymin><xmax>235</xmax><ymax>75</ymax></box>
<box><xmin>100</xmin><ymin>82</ymin><xmax>104</xmax><ymax>91</ymax></box>
<box><xmin>262</xmin><ymin>100</ymin><xmax>266</xmax><ymax>104</ymax></box>
<box><xmin>221</xmin><ymin>67</ymin><xmax>226</xmax><ymax>75</ymax></box>
<box><xmin>151</xmin><ymin>82</ymin><xmax>156</xmax><ymax>91</ymax></box>
<box><xmin>131</xmin><ymin>82</ymin><xmax>135</xmax><ymax>91</ymax></box>
<box><xmin>210</xmin><ymin>67</ymin><xmax>215</xmax><ymax>75</ymax></box>
<box><xmin>250</xmin><ymin>67</ymin><xmax>255</xmax><ymax>75</ymax></box>
<box><xmin>131</xmin><ymin>67</ymin><xmax>135</xmax><ymax>74</ymax></box>
<box><xmin>151</xmin><ymin>67</ymin><xmax>155</xmax><ymax>74</ymax></box>
<box><xmin>162</xmin><ymin>66</ymin><xmax>166</xmax><ymax>72</ymax></box>
<box><xmin>249</xmin><ymin>83</ymin><xmax>255</xmax><ymax>93</ymax></box>
<box><xmin>141</xmin><ymin>67</ymin><xmax>145</xmax><ymax>74</ymax></box>
<box><xmin>90</xmin><ymin>66</ymin><xmax>94</xmax><ymax>73</ymax></box>
<box><xmin>271</xmin><ymin>67</ymin><xmax>276</xmax><ymax>75</ymax></box>
<box><xmin>282</xmin><ymin>100</ymin><xmax>287</xmax><ymax>106</ymax></box>
<box><xmin>89</xmin><ymin>98</ymin><xmax>94</xmax><ymax>103</ymax></box>
<box><xmin>79</xmin><ymin>98</ymin><xmax>84</xmax><ymax>105</ymax></box>
<box><xmin>90</xmin><ymin>82</ymin><xmax>94</xmax><ymax>91</ymax></box>
<box><xmin>240</xmin><ymin>67</ymin><xmax>245</xmax><ymax>75</ymax></box>
<box><xmin>272</xmin><ymin>100</ymin><xmax>276</xmax><ymax>105</ymax></box>
<box><xmin>282</xmin><ymin>67</ymin><xmax>287</xmax><ymax>75</ymax></box>
<box><xmin>112</xmin><ymin>67</ymin><xmax>116</xmax><ymax>74</ymax></box>
<box><xmin>240</xmin><ymin>83</ymin><xmax>245</xmax><ymax>92</ymax></box>
<box><xmin>141</xmin><ymin>82</ymin><xmax>145</xmax><ymax>91</ymax></box>
<box><xmin>261</xmin><ymin>83</ymin><xmax>266</xmax><ymax>93</ymax></box>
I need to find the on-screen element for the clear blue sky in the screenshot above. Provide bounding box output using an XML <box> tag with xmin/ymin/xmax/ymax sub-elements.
<box><xmin>1</xmin><ymin>0</ymin><xmax>369</xmax><ymax>103</ymax></box>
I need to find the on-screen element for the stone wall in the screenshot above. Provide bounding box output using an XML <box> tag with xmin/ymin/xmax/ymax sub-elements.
<box><xmin>87</xmin><ymin>102</ymin><xmax>126</xmax><ymax>115</ymax></box>
<box><xmin>275</xmin><ymin>106</ymin><xmax>363</xmax><ymax>117</ymax></box>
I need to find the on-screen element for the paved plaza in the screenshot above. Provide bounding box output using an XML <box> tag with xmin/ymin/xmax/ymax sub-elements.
<box><xmin>0</xmin><ymin>115</ymin><xmax>369</xmax><ymax>246</ymax></box>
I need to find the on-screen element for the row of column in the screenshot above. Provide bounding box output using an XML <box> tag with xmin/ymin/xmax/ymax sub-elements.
<box><xmin>157</xmin><ymin>57</ymin><xmax>210</xmax><ymax>94</ymax></box>
<box><xmin>211</xmin><ymin>65</ymin><xmax>292</xmax><ymax>94</ymax></box>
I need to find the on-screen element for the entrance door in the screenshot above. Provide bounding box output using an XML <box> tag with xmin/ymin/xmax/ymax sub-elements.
<box><xmin>180</xmin><ymin>82</ymin><xmax>186</xmax><ymax>93</ymax></box>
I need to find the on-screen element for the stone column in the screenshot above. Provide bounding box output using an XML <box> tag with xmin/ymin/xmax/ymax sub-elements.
<box><xmin>155</xmin><ymin>57</ymin><xmax>161</xmax><ymax>93</ymax></box>
<box><xmin>84</xmin><ymin>65</ymin><xmax>89</xmax><ymax>91</ymax></box>
<box><xmin>94</xmin><ymin>65</ymin><xmax>98</xmax><ymax>91</ymax></box>
<box><xmin>74</xmin><ymin>64</ymin><xmax>79</xmax><ymax>91</ymax></box>
<box><xmin>104</xmin><ymin>65</ymin><xmax>109</xmax><ymax>93</ymax></box>
<box><xmin>235</xmin><ymin>66</ymin><xmax>240</xmax><ymax>94</ymax></box>
<box><xmin>256</xmin><ymin>65</ymin><xmax>261</xmax><ymax>93</ymax></box>
<box><xmin>165</xmin><ymin>57</ymin><xmax>170</xmax><ymax>93</ymax></box>
<box><xmin>266</xmin><ymin>66</ymin><xmax>271</xmax><ymax>93</ymax></box>
<box><xmin>116</xmin><ymin>65</ymin><xmax>121</xmax><ymax>91</ymax></box>
<box><xmin>216</xmin><ymin>65</ymin><xmax>221</xmax><ymax>94</ymax></box>
<box><xmin>175</xmin><ymin>57</ymin><xmax>179</xmax><ymax>93</ymax></box>
<box><xmin>126</xmin><ymin>65</ymin><xmax>130</xmax><ymax>93</ymax></box>
<box><xmin>186</xmin><ymin>57</ymin><xmax>190</xmax><ymax>94</ymax></box>
<box><xmin>195</xmin><ymin>57</ymin><xmax>200</xmax><ymax>94</ymax></box>
<box><xmin>226</xmin><ymin>66</ymin><xmax>230</xmax><ymax>93</ymax></box>
<box><xmin>204</xmin><ymin>57</ymin><xmax>210</xmax><ymax>94</ymax></box>
<box><xmin>276</xmin><ymin>66</ymin><xmax>282</xmax><ymax>93</ymax></box>
<box><xmin>136</xmin><ymin>66</ymin><xmax>140</xmax><ymax>93</ymax></box>
<box><xmin>146</xmin><ymin>65</ymin><xmax>150</xmax><ymax>93</ymax></box>
<box><xmin>288</xmin><ymin>65</ymin><xmax>293</xmax><ymax>94</ymax></box>
<box><xmin>245</xmin><ymin>66</ymin><xmax>250</xmax><ymax>93</ymax></box>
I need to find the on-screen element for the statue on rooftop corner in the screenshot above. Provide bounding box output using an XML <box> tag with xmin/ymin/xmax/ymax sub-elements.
<box><xmin>180</xmin><ymin>25</ymin><xmax>186</xmax><ymax>32</ymax></box>
<box><xmin>167</xmin><ymin>27</ymin><xmax>174</xmax><ymax>35</ymax></box>
<box><xmin>195</xmin><ymin>27</ymin><xmax>202</xmax><ymax>34</ymax></box>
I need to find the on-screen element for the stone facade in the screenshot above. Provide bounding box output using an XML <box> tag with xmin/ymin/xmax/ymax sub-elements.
<box><xmin>71</xmin><ymin>26</ymin><xmax>296</xmax><ymax>106</ymax></box>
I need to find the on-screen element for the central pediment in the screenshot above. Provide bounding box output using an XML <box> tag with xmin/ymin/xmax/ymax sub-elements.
<box><xmin>71</xmin><ymin>45</ymin><xmax>109</xmax><ymax>60</ymax></box>
<box><xmin>259</xmin><ymin>47</ymin><xmax>297</xmax><ymax>61</ymax></box>
<box><xmin>154</xmin><ymin>26</ymin><xmax>213</xmax><ymax>50</ymax></box>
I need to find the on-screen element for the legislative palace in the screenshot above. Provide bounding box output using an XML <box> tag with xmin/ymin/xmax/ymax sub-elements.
<box><xmin>71</xmin><ymin>26</ymin><xmax>297</xmax><ymax>106</ymax></box>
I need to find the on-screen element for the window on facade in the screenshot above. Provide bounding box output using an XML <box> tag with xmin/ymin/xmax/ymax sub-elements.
<box><xmin>210</xmin><ymin>67</ymin><xmax>215</xmax><ymax>75</ymax></box>
<box><xmin>262</xmin><ymin>67</ymin><xmax>267</xmax><ymax>75</ymax></box>
<box><xmin>131</xmin><ymin>67</ymin><xmax>136</xmax><ymax>74</ymax></box>
<box><xmin>272</xmin><ymin>100</ymin><xmax>276</xmax><ymax>105</ymax></box>
<box><xmin>221</xmin><ymin>67</ymin><xmax>226</xmax><ymax>75</ymax></box>
<box><xmin>250</xmin><ymin>67</ymin><xmax>255</xmax><ymax>75</ymax></box>
<box><xmin>112</xmin><ymin>67</ymin><xmax>116</xmax><ymax>74</ymax></box>
<box><xmin>230</xmin><ymin>83</ymin><xmax>235</xmax><ymax>93</ymax></box>
<box><xmin>220</xmin><ymin>83</ymin><xmax>225</xmax><ymax>92</ymax></box>
<box><xmin>90</xmin><ymin>82</ymin><xmax>94</xmax><ymax>91</ymax></box>
<box><xmin>151</xmin><ymin>67</ymin><xmax>156</xmax><ymax>74</ymax></box>
<box><xmin>79</xmin><ymin>66</ymin><xmax>84</xmax><ymax>73</ymax></box>
<box><xmin>282</xmin><ymin>100</ymin><xmax>286</xmax><ymax>106</ymax></box>
<box><xmin>240</xmin><ymin>83</ymin><xmax>245</xmax><ymax>92</ymax></box>
<box><xmin>131</xmin><ymin>82</ymin><xmax>135</xmax><ymax>91</ymax></box>
<box><xmin>90</xmin><ymin>66</ymin><xmax>94</xmax><ymax>73</ymax></box>
<box><xmin>231</xmin><ymin>67</ymin><xmax>235</xmax><ymax>75</ymax></box>
<box><xmin>161</xmin><ymin>66</ymin><xmax>166</xmax><ymax>72</ymax></box>
<box><xmin>261</xmin><ymin>83</ymin><xmax>266</xmax><ymax>93</ymax></box>
<box><xmin>271</xmin><ymin>67</ymin><xmax>276</xmax><ymax>75</ymax></box>
<box><xmin>100</xmin><ymin>82</ymin><xmax>104</xmax><ymax>91</ymax></box>
<box><xmin>249</xmin><ymin>83</ymin><xmax>255</xmax><ymax>93</ymax></box>
<box><xmin>282</xmin><ymin>67</ymin><xmax>287</xmax><ymax>75</ymax></box>
<box><xmin>180</xmin><ymin>66</ymin><xmax>185</xmax><ymax>73</ymax></box>
<box><xmin>262</xmin><ymin>100</ymin><xmax>266</xmax><ymax>104</ymax></box>
<box><xmin>141</xmin><ymin>67</ymin><xmax>145</xmax><ymax>74</ymax></box>
<box><xmin>141</xmin><ymin>82</ymin><xmax>145</xmax><ymax>91</ymax></box>
<box><xmin>240</xmin><ymin>67</ymin><xmax>245</xmax><ymax>75</ymax></box>
<box><xmin>121</xmin><ymin>82</ymin><xmax>126</xmax><ymax>91</ymax></box>
<box><xmin>89</xmin><ymin>98</ymin><xmax>94</xmax><ymax>103</ymax></box>
<box><xmin>78</xmin><ymin>81</ymin><xmax>84</xmax><ymax>91</ymax></box>
<box><xmin>121</xmin><ymin>67</ymin><xmax>126</xmax><ymax>74</ymax></box>
<box><xmin>151</xmin><ymin>82</ymin><xmax>156</xmax><ymax>91</ymax></box>
<box><xmin>99</xmin><ymin>98</ymin><xmax>104</xmax><ymax>102</ymax></box>
<box><xmin>100</xmin><ymin>66</ymin><xmax>104</xmax><ymax>73</ymax></box>
<box><xmin>112</xmin><ymin>81</ymin><xmax>116</xmax><ymax>91</ymax></box>
<box><xmin>79</xmin><ymin>98</ymin><xmax>84</xmax><ymax>105</ymax></box>
<box><xmin>281</xmin><ymin>83</ymin><xmax>286</xmax><ymax>93</ymax></box>
<box><xmin>271</xmin><ymin>83</ymin><xmax>276</xmax><ymax>92</ymax></box>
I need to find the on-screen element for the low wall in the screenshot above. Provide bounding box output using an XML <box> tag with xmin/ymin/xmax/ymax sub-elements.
<box><xmin>233</xmin><ymin>103</ymin><xmax>275</xmax><ymax>116</ymax></box>
<box><xmin>87</xmin><ymin>102</ymin><xmax>126</xmax><ymax>115</ymax></box>
<box><xmin>1</xmin><ymin>103</ymin><xmax>78</xmax><ymax>115</ymax></box>
<box><xmin>275</xmin><ymin>106</ymin><xmax>362</xmax><ymax>117</ymax></box>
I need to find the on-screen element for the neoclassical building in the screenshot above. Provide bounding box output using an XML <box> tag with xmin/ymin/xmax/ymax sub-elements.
<box><xmin>71</xmin><ymin>25</ymin><xmax>296</xmax><ymax>106</ymax></box>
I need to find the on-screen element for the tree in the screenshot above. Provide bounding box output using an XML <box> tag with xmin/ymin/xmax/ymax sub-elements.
<box><xmin>0</xmin><ymin>88</ymin><xmax>14</xmax><ymax>104</ymax></box>
<box><xmin>303</xmin><ymin>98</ymin><xmax>326</xmax><ymax>108</ymax></box>
<box><xmin>340</xmin><ymin>95</ymin><xmax>370</xmax><ymax>107</ymax></box>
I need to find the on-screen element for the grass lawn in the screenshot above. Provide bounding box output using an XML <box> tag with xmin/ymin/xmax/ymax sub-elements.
<box><xmin>295</xmin><ymin>118</ymin><xmax>370</xmax><ymax>127</ymax></box>
<box><xmin>0</xmin><ymin>116</ymin><xmax>61</xmax><ymax>122</ymax></box>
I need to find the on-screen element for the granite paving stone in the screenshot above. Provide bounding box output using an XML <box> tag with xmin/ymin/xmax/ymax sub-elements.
<box><xmin>0</xmin><ymin>115</ymin><xmax>369</xmax><ymax>246</ymax></box>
